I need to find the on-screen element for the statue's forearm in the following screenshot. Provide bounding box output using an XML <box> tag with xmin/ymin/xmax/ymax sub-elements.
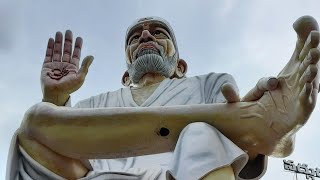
<box><xmin>21</xmin><ymin>101</ymin><xmax>280</xmax><ymax>159</ymax></box>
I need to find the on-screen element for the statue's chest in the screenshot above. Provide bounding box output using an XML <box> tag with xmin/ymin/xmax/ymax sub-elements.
<box><xmin>130</xmin><ymin>80</ymin><xmax>204</xmax><ymax>106</ymax></box>
<box><xmin>131</xmin><ymin>84</ymin><xmax>160</xmax><ymax>106</ymax></box>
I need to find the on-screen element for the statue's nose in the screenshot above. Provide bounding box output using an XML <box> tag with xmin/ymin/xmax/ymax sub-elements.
<box><xmin>139</xmin><ymin>30</ymin><xmax>155</xmax><ymax>43</ymax></box>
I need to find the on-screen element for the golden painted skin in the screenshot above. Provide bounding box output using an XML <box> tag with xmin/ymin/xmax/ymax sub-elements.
<box><xmin>202</xmin><ymin>166</ymin><xmax>235</xmax><ymax>180</ymax></box>
<box><xmin>18</xmin><ymin>16</ymin><xmax>319</xmax><ymax>179</ymax></box>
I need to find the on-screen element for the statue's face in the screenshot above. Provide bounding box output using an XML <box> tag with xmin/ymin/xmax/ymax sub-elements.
<box><xmin>125</xmin><ymin>22</ymin><xmax>178</xmax><ymax>84</ymax></box>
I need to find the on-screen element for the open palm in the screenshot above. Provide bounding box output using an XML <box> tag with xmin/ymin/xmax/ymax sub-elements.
<box><xmin>41</xmin><ymin>30</ymin><xmax>93</xmax><ymax>105</ymax></box>
<box><xmin>254</xmin><ymin>16</ymin><xmax>319</xmax><ymax>156</ymax></box>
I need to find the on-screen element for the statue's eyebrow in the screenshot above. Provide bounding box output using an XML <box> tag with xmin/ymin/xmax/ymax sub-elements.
<box><xmin>126</xmin><ymin>22</ymin><xmax>172</xmax><ymax>45</ymax></box>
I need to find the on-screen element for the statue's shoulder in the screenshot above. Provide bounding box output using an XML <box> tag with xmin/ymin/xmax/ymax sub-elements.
<box><xmin>190</xmin><ymin>72</ymin><xmax>237</xmax><ymax>91</ymax></box>
<box><xmin>188</xmin><ymin>72</ymin><xmax>235</xmax><ymax>82</ymax></box>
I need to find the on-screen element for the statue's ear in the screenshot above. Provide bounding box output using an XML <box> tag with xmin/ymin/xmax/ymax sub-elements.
<box><xmin>121</xmin><ymin>71</ymin><xmax>131</xmax><ymax>86</ymax></box>
<box><xmin>174</xmin><ymin>59</ymin><xmax>188</xmax><ymax>78</ymax></box>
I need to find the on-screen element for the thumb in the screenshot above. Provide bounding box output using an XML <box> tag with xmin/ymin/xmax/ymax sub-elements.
<box><xmin>293</xmin><ymin>16</ymin><xmax>319</xmax><ymax>57</ymax></box>
<box><xmin>293</xmin><ymin>16</ymin><xmax>319</xmax><ymax>41</ymax></box>
<box><xmin>78</xmin><ymin>55</ymin><xmax>94</xmax><ymax>79</ymax></box>
<box><xmin>221</xmin><ymin>83</ymin><xmax>240</xmax><ymax>103</ymax></box>
<box><xmin>241</xmin><ymin>77</ymin><xmax>278</xmax><ymax>102</ymax></box>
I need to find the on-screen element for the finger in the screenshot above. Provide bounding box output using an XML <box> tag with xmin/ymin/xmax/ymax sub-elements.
<box><xmin>299</xmin><ymin>48</ymin><xmax>320</xmax><ymax>74</ymax></box>
<box><xmin>52</xmin><ymin>31</ymin><xmax>63</xmax><ymax>62</ymax></box>
<box><xmin>314</xmin><ymin>76</ymin><xmax>319</xmax><ymax>93</ymax></box>
<box><xmin>294</xmin><ymin>16</ymin><xmax>319</xmax><ymax>42</ymax></box>
<box><xmin>299</xmin><ymin>64</ymin><xmax>318</xmax><ymax>86</ymax></box>
<box><xmin>77</xmin><ymin>56</ymin><xmax>94</xmax><ymax>81</ymax></box>
<box><xmin>311</xmin><ymin>86</ymin><xmax>318</xmax><ymax>106</ymax></box>
<box><xmin>299</xmin><ymin>83</ymin><xmax>313</xmax><ymax>112</ymax></box>
<box><xmin>44</xmin><ymin>38</ymin><xmax>54</xmax><ymax>63</ymax></box>
<box><xmin>292</xmin><ymin>16</ymin><xmax>319</xmax><ymax>59</ymax></box>
<box><xmin>299</xmin><ymin>31</ymin><xmax>320</xmax><ymax>61</ymax></box>
<box><xmin>241</xmin><ymin>77</ymin><xmax>279</xmax><ymax>102</ymax></box>
<box><xmin>71</xmin><ymin>37</ymin><xmax>83</xmax><ymax>67</ymax></box>
<box><xmin>221</xmin><ymin>83</ymin><xmax>240</xmax><ymax>103</ymax></box>
<box><xmin>312</xmin><ymin>64</ymin><xmax>319</xmax><ymax>93</ymax></box>
<box><xmin>62</xmin><ymin>30</ymin><xmax>73</xmax><ymax>62</ymax></box>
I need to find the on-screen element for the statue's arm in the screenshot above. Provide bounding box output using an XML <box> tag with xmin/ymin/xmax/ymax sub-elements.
<box><xmin>19</xmin><ymin>100</ymin><xmax>283</xmax><ymax>160</ymax></box>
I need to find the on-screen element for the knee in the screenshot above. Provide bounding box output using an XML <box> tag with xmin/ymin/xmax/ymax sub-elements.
<box><xmin>183</xmin><ymin>122</ymin><xmax>216</xmax><ymax>135</ymax></box>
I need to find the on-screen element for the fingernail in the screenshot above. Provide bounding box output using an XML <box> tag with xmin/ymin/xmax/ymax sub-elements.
<box><xmin>268</xmin><ymin>78</ymin><xmax>278</xmax><ymax>88</ymax></box>
<box><xmin>87</xmin><ymin>55</ymin><xmax>94</xmax><ymax>61</ymax></box>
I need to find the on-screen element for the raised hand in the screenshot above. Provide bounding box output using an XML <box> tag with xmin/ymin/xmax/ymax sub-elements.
<box><xmin>270</xmin><ymin>16</ymin><xmax>319</xmax><ymax>125</ymax></box>
<box><xmin>222</xmin><ymin>16</ymin><xmax>319</xmax><ymax>157</ymax></box>
<box><xmin>250</xmin><ymin>16</ymin><xmax>319</xmax><ymax>156</ymax></box>
<box><xmin>41</xmin><ymin>30</ymin><xmax>93</xmax><ymax>106</ymax></box>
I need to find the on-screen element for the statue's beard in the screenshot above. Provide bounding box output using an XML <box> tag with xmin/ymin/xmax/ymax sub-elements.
<box><xmin>127</xmin><ymin>49</ymin><xmax>178</xmax><ymax>84</ymax></box>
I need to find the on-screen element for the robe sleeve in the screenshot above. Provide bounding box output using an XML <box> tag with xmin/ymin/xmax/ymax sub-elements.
<box><xmin>203</xmin><ymin>72</ymin><xmax>239</xmax><ymax>104</ymax></box>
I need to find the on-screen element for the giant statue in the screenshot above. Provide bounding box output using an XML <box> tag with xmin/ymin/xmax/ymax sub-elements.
<box><xmin>6</xmin><ymin>16</ymin><xmax>320</xmax><ymax>180</ymax></box>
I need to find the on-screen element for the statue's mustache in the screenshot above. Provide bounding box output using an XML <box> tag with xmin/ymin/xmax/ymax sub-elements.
<box><xmin>136</xmin><ymin>49</ymin><xmax>160</xmax><ymax>59</ymax></box>
<box><xmin>133</xmin><ymin>42</ymin><xmax>164</xmax><ymax>62</ymax></box>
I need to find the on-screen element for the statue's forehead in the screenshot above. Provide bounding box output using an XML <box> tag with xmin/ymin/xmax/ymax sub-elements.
<box><xmin>127</xmin><ymin>21</ymin><xmax>169</xmax><ymax>35</ymax></box>
<box><xmin>137</xmin><ymin>17</ymin><xmax>159</xmax><ymax>27</ymax></box>
<box><xmin>125</xmin><ymin>17</ymin><xmax>179</xmax><ymax>57</ymax></box>
<box><xmin>137</xmin><ymin>17</ymin><xmax>154</xmax><ymax>28</ymax></box>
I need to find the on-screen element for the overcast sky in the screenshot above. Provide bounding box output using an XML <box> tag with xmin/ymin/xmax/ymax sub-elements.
<box><xmin>1</xmin><ymin>0</ymin><xmax>320</xmax><ymax>179</ymax></box>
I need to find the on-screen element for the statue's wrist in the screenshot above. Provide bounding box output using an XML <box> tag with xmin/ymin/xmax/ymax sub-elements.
<box><xmin>42</xmin><ymin>93</ymin><xmax>70</xmax><ymax>106</ymax></box>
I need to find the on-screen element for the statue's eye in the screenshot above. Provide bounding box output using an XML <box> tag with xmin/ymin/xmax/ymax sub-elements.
<box><xmin>153</xmin><ymin>30</ymin><xmax>168</xmax><ymax>39</ymax></box>
<box><xmin>129</xmin><ymin>35</ymin><xmax>140</xmax><ymax>45</ymax></box>
<box><xmin>153</xmin><ymin>30</ymin><xmax>162</xmax><ymax>35</ymax></box>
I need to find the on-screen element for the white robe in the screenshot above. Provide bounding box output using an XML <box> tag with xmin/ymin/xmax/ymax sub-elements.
<box><xmin>6</xmin><ymin>73</ymin><xmax>267</xmax><ymax>180</ymax></box>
